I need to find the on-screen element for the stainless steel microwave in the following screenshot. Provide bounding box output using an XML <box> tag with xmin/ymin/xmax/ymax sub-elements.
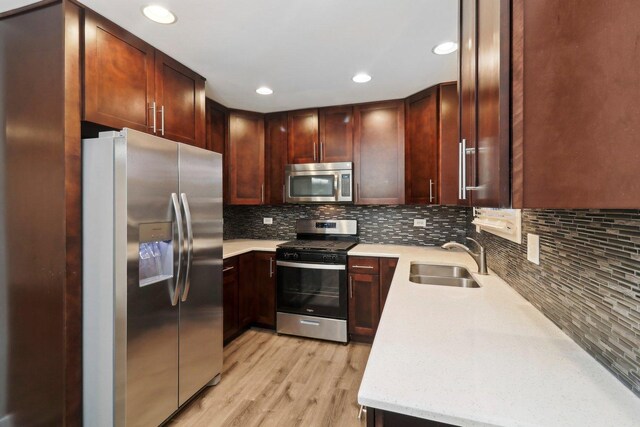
<box><xmin>285</xmin><ymin>162</ymin><xmax>353</xmax><ymax>203</ymax></box>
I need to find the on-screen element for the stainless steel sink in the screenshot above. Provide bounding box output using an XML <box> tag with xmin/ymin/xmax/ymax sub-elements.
<box><xmin>409</xmin><ymin>263</ymin><xmax>480</xmax><ymax>288</ymax></box>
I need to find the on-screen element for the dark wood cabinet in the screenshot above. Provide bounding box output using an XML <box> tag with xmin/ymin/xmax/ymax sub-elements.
<box><xmin>438</xmin><ymin>82</ymin><xmax>460</xmax><ymax>206</ymax></box>
<box><xmin>379</xmin><ymin>257</ymin><xmax>398</xmax><ymax>314</ymax></box>
<box><xmin>228</xmin><ymin>110</ymin><xmax>265</xmax><ymax>205</ymax></box>
<box><xmin>154</xmin><ymin>51</ymin><xmax>206</xmax><ymax>148</ymax></box>
<box><xmin>206</xmin><ymin>99</ymin><xmax>228</xmax><ymax>202</ymax></box>
<box><xmin>348</xmin><ymin>272</ymin><xmax>380</xmax><ymax>338</ymax></box>
<box><xmin>223</xmin><ymin>257</ymin><xmax>239</xmax><ymax>342</ymax></box>
<box><xmin>405</xmin><ymin>87</ymin><xmax>439</xmax><ymax>204</ymax></box>
<box><xmin>254</xmin><ymin>252</ymin><xmax>277</xmax><ymax>328</ymax></box>
<box><xmin>287</xmin><ymin>109</ymin><xmax>319</xmax><ymax>164</ymax></box>
<box><xmin>265</xmin><ymin>112</ymin><xmax>288</xmax><ymax>205</ymax></box>
<box><xmin>238</xmin><ymin>252</ymin><xmax>256</xmax><ymax>328</ymax></box>
<box><xmin>511</xmin><ymin>0</ymin><xmax>640</xmax><ymax>208</ymax></box>
<box><xmin>353</xmin><ymin>100</ymin><xmax>405</xmax><ymax>205</ymax></box>
<box><xmin>459</xmin><ymin>0</ymin><xmax>510</xmax><ymax>207</ymax></box>
<box><xmin>84</xmin><ymin>10</ymin><xmax>155</xmax><ymax>133</ymax></box>
<box><xmin>318</xmin><ymin>106</ymin><xmax>353</xmax><ymax>163</ymax></box>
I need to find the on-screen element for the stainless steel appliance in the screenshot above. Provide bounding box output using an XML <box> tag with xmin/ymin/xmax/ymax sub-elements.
<box><xmin>276</xmin><ymin>220</ymin><xmax>358</xmax><ymax>343</ymax></box>
<box><xmin>285</xmin><ymin>162</ymin><xmax>353</xmax><ymax>203</ymax></box>
<box><xmin>82</xmin><ymin>129</ymin><xmax>223</xmax><ymax>427</ymax></box>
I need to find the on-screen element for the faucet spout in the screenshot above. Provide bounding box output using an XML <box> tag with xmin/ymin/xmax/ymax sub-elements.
<box><xmin>441</xmin><ymin>238</ymin><xmax>488</xmax><ymax>275</ymax></box>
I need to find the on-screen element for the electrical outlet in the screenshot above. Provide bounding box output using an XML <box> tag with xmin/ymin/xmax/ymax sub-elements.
<box><xmin>263</xmin><ymin>217</ymin><xmax>273</xmax><ymax>225</ymax></box>
<box><xmin>527</xmin><ymin>233</ymin><xmax>540</xmax><ymax>265</ymax></box>
<box><xmin>413</xmin><ymin>218</ymin><xmax>426</xmax><ymax>228</ymax></box>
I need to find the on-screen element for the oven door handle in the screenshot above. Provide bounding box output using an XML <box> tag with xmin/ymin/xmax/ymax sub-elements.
<box><xmin>276</xmin><ymin>261</ymin><xmax>346</xmax><ymax>270</ymax></box>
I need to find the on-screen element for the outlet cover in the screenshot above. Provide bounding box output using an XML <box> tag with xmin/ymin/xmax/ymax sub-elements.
<box><xmin>527</xmin><ymin>233</ymin><xmax>540</xmax><ymax>265</ymax></box>
<box><xmin>263</xmin><ymin>217</ymin><xmax>273</xmax><ymax>225</ymax></box>
<box><xmin>413</xmin><ymin>218</ymin><xmax>426</xmax><ymax>228</ymax></box>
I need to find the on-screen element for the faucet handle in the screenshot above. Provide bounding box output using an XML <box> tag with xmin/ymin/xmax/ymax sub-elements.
<box><xmin>465</xmin><ymin>237</ymin><xmax>483</xmax><ymax>250</ymax></box>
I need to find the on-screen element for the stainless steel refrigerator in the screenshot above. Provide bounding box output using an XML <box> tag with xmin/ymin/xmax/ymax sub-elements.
<box><xmin>83</xmin><ymin>128</ymin><xmax>223</xmax><ymax>427</ymax></box>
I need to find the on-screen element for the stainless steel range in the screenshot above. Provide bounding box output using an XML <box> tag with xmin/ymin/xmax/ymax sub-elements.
<box><xmin>276</xmin><ymin>219</ymin><xmax>358</xmax><ymax>343</ymax></box>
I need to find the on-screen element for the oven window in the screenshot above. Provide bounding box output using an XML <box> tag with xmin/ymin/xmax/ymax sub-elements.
<box><xmin>290</xmin><ymin>175</ymin><xmax>335</xmax><ymax>197</ymax></box>
<box><xmin>277</xmin><ymin>263</ymin><xmax>347</xmax><ymax>319</ymax></box>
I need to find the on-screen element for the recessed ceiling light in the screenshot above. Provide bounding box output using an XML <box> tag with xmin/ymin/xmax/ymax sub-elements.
<box><xmin>432</xmin><ymin>41</ymin><xmax>458</xmax><ymax>55</ymax></box>
<box><xmin>256</xmin><ymin>87</ymin><xmax>273</xmax><ymax>95</ymax></box>
<box><xmin>352</xmin><ymin>73</ymin><xmax>372</xmax><ymax>83</ymax></box>
<box><xmin>142</xmin><ymin>5</ymin><xmax>177</xmax><ymax>24</ymax></box>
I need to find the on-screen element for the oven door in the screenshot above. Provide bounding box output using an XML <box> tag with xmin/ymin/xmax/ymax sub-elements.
<box><xmin>276</xmin><ymin>261</ymin><xmax>347</xmax><ymax>319</ymax></box>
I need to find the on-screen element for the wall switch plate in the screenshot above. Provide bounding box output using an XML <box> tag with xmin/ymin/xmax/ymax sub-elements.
<box><xmin>413</xmin><ymin>219</ymin><xmax>426</xmax><ymax>228</ymax></box>
<box><xmin>263</xmin><ymin>217</ymin><xmax>273</xmax><ymax>225</ymax></box>
<box><xmin>527</xmin><ymin>233</ymin><xmax>540</xmax><ymax>265</ymax></box>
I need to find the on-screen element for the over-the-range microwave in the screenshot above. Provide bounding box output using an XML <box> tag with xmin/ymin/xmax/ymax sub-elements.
<box><xmin>284</xmin><ymin>162</ymin><xmax>352</xmax><ymax>204</ymax></box>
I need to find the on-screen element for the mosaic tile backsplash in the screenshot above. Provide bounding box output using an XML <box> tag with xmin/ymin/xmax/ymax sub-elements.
<box><xmin>223</xmin><ymin>204</ymin><xmax>469</xmax><ymax>246</ymax></box>
<box><xmin>469</xmin><ymin>209</ymin><xmax>640</xmax><ymax>397</ymax></box>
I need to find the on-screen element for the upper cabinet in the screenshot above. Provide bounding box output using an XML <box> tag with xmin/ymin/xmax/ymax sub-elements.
<box><xmin>459</xmin><ymin>0</ymin><xmax>510</xmax><ymax>208</ymax></box>
<box><xmin>318</xmin><ymin>106</ymin><xmax>353</xmax><ymax>163</ymax></box>
<box><xmin>206</xmin><ymin>99</ymin><xmax>228</xmax><ymax>202</ymax></box>
<box><xmin>353</xmin><ymin>100</ymin><xmax>405</xmax><ymax>205</ymax></box>
<box><xmin>437</xmin><ymin>82</ymin><xmax>460</xmax><ymax>206</ymax></box>
<box><xmin>265</xmin><ymin>112</ymin><xmax>288</xmax><ymax>205</ymax></box>
<box><xmin>84</xmin><ymin>10</ymin><xmax>155</xmax><ymax>133</ymax></box>
<box><xmin>83</xmin><ymin>11</ymin><xmax>206</xmax><ymax>148</ymax></box>
<box><xmin>287</xmin><ymin>109</ymin><xmax>319</xmax><ymax>163</ymax></box>
<box><xmin>154</xmin><ymin>52</ymin><xmax>206</xmax><ymax>148</ymax></box>
<box><xmin>227</xmin><ymin>110</ymin><xmax>265</xmax><ymax>205</ymax></box>
<box><xmin>511</xmin><ymin>0</ymin><xmax>640</xmax><ymax>208</ymax></box>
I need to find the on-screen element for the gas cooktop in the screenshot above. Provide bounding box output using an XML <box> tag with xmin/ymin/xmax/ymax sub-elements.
<box><xmin>277</xmin><ymin>239</ymin><xmax>358</xmax><ymax>252</ymax></box>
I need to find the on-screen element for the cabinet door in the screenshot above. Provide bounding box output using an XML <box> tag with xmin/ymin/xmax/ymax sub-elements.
<box><xmin>84</xmin><ymin>10</ymin><xmax>155</xmax><ymax>133</ymax></box>
<box><xmin>287</xmin><ymin>109</ymin><xmax>319</xmax><ymax>163</ymax></box>
<box><xmin>319</xmin><ymin>106</ymin><xmax>353</xmax><ymax>163</ymax></box>
<box><xmin>405</xmin><ymin>87</ymin><xmax>439</xmax><ymax>204</ymax></box>
<box><xmin>238</xmin><ymin>253</ymin><xmax>256</xmax><ymax>328</ymax></box>
<box><xmin>155</xmin><ymin>51</ymin><xmax>206</xmax><ymax>147</ymax></box>
<box><xmin>459</xmin><ymin>0</ymin><xmax>476</xmax><ymax>206</ymax></box>
<box><xmin>228</xmin><ymin>111</ymin><xmax>265</xmax><ymax>205</ymax></box>
<box><xmin>223</xmin><ymin>258</ymin><xmax>239</xmax><ymax>342</ymax></box>
<box><xmin>348</xmin><ymin>273</ymin><xmax>380</xmax><ymax>337</ymax></box>
<box><xmin>474</xmin><ymin>0</ymin><xmax>510</xmax><ymax>207</ymax></box>
<box><xmin>353</xmin><ymin>101</ymin><xmax>405</xmax><ymax>205</ymax></box>
<box><xmin>379</xmin><ymin>258</ymin><xmax>398</xmax><ymax>314</ymax></box>
<box><xmin>206</xmin><ymin>99</ymin><xmax>228</xmax><ymax>202</ymax></box>
<box><xmin>438</xmin><ymin>82</ymin><xmax>461</xmax><ymax>205</ymax></box>
<box><xmin>254</xmin><ymin>252</ymin><xmax>276</xmax><ymax>328</ymax></box>
<box><xmin>265</xmin><ymin>113</ymin><xmax>288</xmax><ymax>205</ymax></box>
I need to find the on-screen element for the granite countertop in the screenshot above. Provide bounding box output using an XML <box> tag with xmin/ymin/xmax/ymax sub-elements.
<box><xmin>223</xmin><ymin>239</ymin><xmax>285</xmax><ymax>259</ymax></box>
<box><xmin>352</xmin><ymin>244</ymin><xmax>640</xmax><ymax>426</ymax></box>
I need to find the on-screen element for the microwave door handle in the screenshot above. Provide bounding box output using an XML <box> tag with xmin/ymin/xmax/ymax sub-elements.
<box><xmin>334</xmin><ymin>172</ymin><xmax>340</xmax><ymax>201</ymax></box>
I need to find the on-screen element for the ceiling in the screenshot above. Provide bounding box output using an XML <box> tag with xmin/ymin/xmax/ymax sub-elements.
<box><xmin>4</xmin><ymin>0</ymin><xmax>459</xmax><ymax>113</ymax></box>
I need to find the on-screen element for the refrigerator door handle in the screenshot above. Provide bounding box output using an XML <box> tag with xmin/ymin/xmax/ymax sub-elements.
<box><xmin>171</xmin><ymin>193</ymin><xmax>185</xmax><ymax>306</ymax></box>
<box><xmin>180</xmin><ymin>193</ymin><xmax>194</xmax><ymax>302</ymax></box>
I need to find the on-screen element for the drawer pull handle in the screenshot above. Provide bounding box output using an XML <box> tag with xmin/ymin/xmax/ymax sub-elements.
<box><xmin>223</xmin><ymin>266</ymin><xmax>235</xmax><ymax>272</ymax></box>
<box><xmin>300</xmin><ymin>320</ymin><xmax>320</xmax><ymax>326</ymax></box>
<box><xmin>352</xmin><ymin>265</ymin><xmax>374</xmax><ymax>269</ymax></box>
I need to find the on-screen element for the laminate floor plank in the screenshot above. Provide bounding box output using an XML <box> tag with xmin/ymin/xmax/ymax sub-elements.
<box><xmin>169</xmin><ymin>329</ymin><xmax>370</xmax><ymax>427</ymax></box>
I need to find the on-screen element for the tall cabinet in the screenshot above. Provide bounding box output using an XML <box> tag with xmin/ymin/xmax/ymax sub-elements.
<box><xmin>227</xmin><ymin>111</ymin><xmax>265</xmax><ymax>205</ymax></box>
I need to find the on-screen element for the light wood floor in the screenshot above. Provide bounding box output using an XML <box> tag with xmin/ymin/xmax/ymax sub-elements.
<box><xmin>169</xmin><ymin>329</ymin><xmax>371</xmax><ymax>427</ymax></box>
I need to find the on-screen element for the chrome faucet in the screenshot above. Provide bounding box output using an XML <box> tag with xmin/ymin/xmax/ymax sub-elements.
<box><xmin>441</xmin><ymin>237</ymin><xmax>488</xmax><ymax>275</ymax></box>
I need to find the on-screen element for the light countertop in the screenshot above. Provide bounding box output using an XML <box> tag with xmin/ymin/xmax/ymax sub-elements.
<box><xmin>352</xmin><ymin>244</ymin><xmax>640</xmax><ymax>426</ymax></box>
<box><xmin>223</xmin><ymin>239</ymin><xmax>285</xmax><ymax>259</ymax></box>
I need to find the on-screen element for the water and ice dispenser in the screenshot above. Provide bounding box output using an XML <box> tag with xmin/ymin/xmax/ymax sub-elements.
<box><xmin>138</xmin><ymin>222</ymin><xmax>174</xmax><ymax>287</ymax></box>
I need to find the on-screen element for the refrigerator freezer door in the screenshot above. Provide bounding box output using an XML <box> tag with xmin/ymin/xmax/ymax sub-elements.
<box><xmin>125</xmin><ymin>130</ymin><xmax>181</xmax><ymax>427</ymax></box>
<box><xmin>178</xmin><ymin>144</ymin><xmax>223</xmax><ymax>405</ymax></box>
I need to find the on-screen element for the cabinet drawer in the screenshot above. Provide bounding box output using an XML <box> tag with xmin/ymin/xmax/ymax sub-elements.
<box><xmin>348</xmin><ymin>257</ymin><xmax>379</xmax><ymax>274</ymax></box>
<box><xmin>223</xmin><ymin>256</ymin><xmax>238</xmax><ymax>274</ymax></box>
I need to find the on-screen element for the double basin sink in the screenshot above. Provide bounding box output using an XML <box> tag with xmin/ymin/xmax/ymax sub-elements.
<box><xmin>409</xmin><ymin>263</ymin><xmax>480</xmax><ymax>288</ymax></box>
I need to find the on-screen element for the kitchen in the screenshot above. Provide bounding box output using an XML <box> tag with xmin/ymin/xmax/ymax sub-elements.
<box><xmin>1</xmin><ymin>0</ymin><xmax>639</xmax><ymax>426</ymax></box>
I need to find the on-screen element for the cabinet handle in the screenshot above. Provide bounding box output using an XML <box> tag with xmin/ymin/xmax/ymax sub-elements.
<box><xmin>459</xmin><ymin>139</ymin><xmax>467</xmax><ymax>200</ymax></box>
<box><xmin>313</xmin><ymin>141</ymin><xmax>317</xmax><ymax>162</ymax></box>
<box><xmin>223</xmin><ymin>266</ymin><xmax>235</xmax><ymax>272</ymax></box>
<box><xmin>149</xmin><ymin>102</ymin><xmax>157</xmax><ymax>133</ymax></box>
<box><xmin>349</xmin><ymin>275</ymin><xmax>353</xmax><ymax>299</ymax></box>
<box><xmin>260</xmin><ymin>184</ymin><xmax>265</xmax><ymax>204</ymax></box>
<box><xmin>269</xmin><ymin>257</ymin><xmax>274</xmax><ymax>278</ymax></box>
<box><xmin>282</xmin><ymin>184</ymin><xmax>286</xmax><ymax>204</ymax></box>
<box><xmin>429</xmin><ymin>179</ymin><xmax>435</xmax><ymax>203</ymax></box>
<box><xmin>159</xmin><ymin>105</ymin><xmax>165</xmax><ymax>136</ymax></box>
<box><xmin>356</xmin><ymin>183</ymin><xmax>360</xmax><ymax>203</ymax></box>
<box><xmin>320</xmin><ymin>141</ymin><xmax>324</xmax><ymax>161</ymax></box>
<box><xmin>352</xmin><ymin>265</ymin><xmax>374</xmax><ymax>269</ymax></box>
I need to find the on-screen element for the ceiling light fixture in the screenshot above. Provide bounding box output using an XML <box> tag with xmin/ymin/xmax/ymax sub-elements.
<box><xmin>142</xmin><ymin>5</ymin><xmax>177</xmax><ymax>24</ymax></box>
<box><xmin>352</xmin><ymin>73</ymin><xmax>372</xmax><ymax>83</ymax></box>
<box><xmin>432</xmin><ymin>41</ymin><xmax>458</xmax><ymax>55</ymax></box>
<box><xmin>256</xmin><ymin>87</ymin><xmax>273</xmax><ymax>95</ymax></box>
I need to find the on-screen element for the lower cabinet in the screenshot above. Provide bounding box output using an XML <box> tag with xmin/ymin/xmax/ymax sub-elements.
<box><xmin>223</xmin><ymin>252</ymin><xmax>277</xmax><ymax>345</ymax></box>
<box><xmin>348</xmin><ymin>256</ymin><xmax>398</xmax><ymax>341</ymax></box>
<box><xmin>367</xmin><ymin>407</ymin><xmax>456</xmax><ymax>427</ymax></box>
